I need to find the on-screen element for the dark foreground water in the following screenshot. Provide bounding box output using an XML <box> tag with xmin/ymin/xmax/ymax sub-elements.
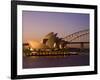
<box><xmin>23</xmin><ymin>53</ymin><xmax>89</xmax><ymax>69</ymax></box>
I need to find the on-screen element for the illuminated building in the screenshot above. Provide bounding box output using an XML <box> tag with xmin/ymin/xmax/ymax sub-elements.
<box><xmin>42</xmin><ymin>32</ymin><xmax>66</xmax><ymax>49</ymax></box>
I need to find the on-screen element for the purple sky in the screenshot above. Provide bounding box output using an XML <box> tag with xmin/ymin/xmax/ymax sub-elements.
<box><xmin>22</xmin><ymin>11</ymin><xmax>89</xmax><ymax>42</ymax></box>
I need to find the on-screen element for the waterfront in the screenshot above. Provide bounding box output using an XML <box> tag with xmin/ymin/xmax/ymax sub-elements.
<box><xmin>23</xmin><ymin>52</ymin><xmax>89</xmax><ymax>69</ymax></box>
<box><xmin>22</xmin><ymin>11</ymin><xmax>90</xmax><ymax>69</ymax></box>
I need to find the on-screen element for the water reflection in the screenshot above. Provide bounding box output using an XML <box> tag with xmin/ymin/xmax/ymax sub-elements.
<box><xmin>23</xmin><ymin>52</ymin><xmax>89</xmax><ymax>69</ymax></box>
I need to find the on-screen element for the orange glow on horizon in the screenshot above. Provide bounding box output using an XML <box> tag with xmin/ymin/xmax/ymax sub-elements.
<box><xmin>28</xmin><ymin>40</ymin><xmax>48</xmax><ymax>49</ymax></box>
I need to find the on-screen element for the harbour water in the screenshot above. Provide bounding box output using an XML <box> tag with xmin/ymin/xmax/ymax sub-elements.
<box><xmin>23</xmin><ymin>52</ymin><xmax>89</xmax><ymax>69</ymax></box>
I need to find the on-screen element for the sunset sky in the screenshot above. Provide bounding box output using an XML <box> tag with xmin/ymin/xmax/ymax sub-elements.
<box><xmin>22</xmin><ymin>11</ymin><xmax>89</xmax><ymax>42</ymax></box>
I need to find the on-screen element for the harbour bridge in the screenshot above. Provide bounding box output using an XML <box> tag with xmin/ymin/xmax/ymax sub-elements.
<box><xmin>62</xmin><ymin>29</ymin><xmax>89</xmax><ymax>50</ymax></box>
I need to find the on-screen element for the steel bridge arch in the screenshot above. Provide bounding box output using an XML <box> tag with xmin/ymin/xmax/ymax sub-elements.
<box><xmin>63</xmin><ymin>29</ymin><xmax>89</xmax><ymax>42</ymax></box>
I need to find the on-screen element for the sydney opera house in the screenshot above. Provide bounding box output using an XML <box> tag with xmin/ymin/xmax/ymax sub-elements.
<box><xmin>23</xmin><ymin>32</ymin><xmax>67</xmax><ymax>56</ymax></box>
<box><xmin>24</xmin><ymin>32</ymin><xmax>66</xmax><ymax>49</ymax></box>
